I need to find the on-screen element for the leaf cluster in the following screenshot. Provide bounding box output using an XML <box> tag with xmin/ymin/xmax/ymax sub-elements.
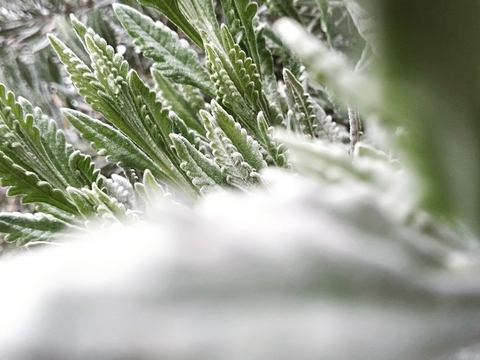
<box><xmin>0</xmin><ymin>0</ymin><xmax>466</xmax><ymax>252</ymax></box>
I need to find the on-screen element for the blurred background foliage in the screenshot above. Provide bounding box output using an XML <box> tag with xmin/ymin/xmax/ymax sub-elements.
<box><xmin>0</xmin><ymin>0</ymin><xmax>158</xmax><ymax>118</ymax></box>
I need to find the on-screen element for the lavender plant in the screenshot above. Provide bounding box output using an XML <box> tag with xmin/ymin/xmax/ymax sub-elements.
<box><xmin>1</xmin><ymin>1</ymin><xmax>480</xmax><ymax>359</ymax></box>
<box><xmin>0</xmin><ymin>0</ymin><xmax>355</xmax><ymax>244</ymax></box>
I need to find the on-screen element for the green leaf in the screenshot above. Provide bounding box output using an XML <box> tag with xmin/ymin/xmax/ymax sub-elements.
<box><xmin>0</xmin><ymin>211</ymin><xmax>76</xmax><ymax>246</ymax></box>
<box><xmin>0</xmin><ymin>84</ymin><xmax>103</xmax><ymax>216</ymax></box>
<box><xmin>169</xmin><ymin>111</ymin><xmax>209</xmax><ymax>154</ymax></box>
<box><xmin>176</xmin><ymin>0</ymin><xmax>221</xmax><ymax>46</ymax></box>
<box><xmin>0</xmin><ymin>85</ymin><xmax>101</xmax><ymax>192</ymax></box>
<box><xmin>126</xmin><ymin>71</ymin><xmax>198</xmax><ymax>197</ymax></box>
<box><xmin>205</xmin><ymin>25</ymin><xmax>283</xmax><ymax>144</ymax></box>
<box><xmin>211</xmin><ymin>100</ymin><xmax>266</xmax><ymax>172</ymax></box>
<box><xmin>62</xmin><ymin>109</ymin><xmax>187</xmax><ymax>195</ymax></box>
<box><xmin>200</xmin><ymin>101</ymin><xmax>265</xmax><ymax>190</ymax></box>
<box><xmin>152</xmin><ymin>69</ymin><xmax>206</xmax><ymax>135</ymax></box>
<box><xmin>220</xmin><ymin>0</ymin><xmax>261</xmax><ymax>72</ymax></box>
<box><xmin>260</xmin><ymin>24</ymin><xmax>303</xmax><ymax>79</ymax></box>
<box><xmin>283</xmin><ymin>69</ymin><xmax>317</xmax><ymax>138</ymax></box>
<box><xmin>223</xmin><ymin>25</ymin><xmax>283</xmax><ymax>126</ymax></box>
<box><xmin>255</xmin><ymin>26</ymin><xmax>282</xmax><ymax>115</ymax></box>
<box><xmin>282</xmin><ymin>70</ymin><xmax>349</xmax><ymax>145</ymax></box>
<box><xmin>263</xmin><ymin>0</ymin><xmax>301</xmax><ymax>22</ymax></box>
<box><xmin>201</xmin><ymin>110</ymin><xmax>257</xmax><ymax>190</ymax></box>
<box><xmin>84</xmin><ymin>32</ymin><xmax>129</xmax><ymax>98</ymax></box>
<box><xmin>256</xmin><ymin>112</ymin><xmax>290</xmax><ymax>168</ymax></box>
<box><xmin>134</xmin><ymin>169</ymin><xmax>174</xmax><ymax>207</ymax></box>
<box><xmin>67</xmin><ymin>183</ymin><xmax>139</xmax><ymax>224</ymax></box>
<box><xmin>135</xmin><ymin>0</ymin><xmax>204</xmax><ymax>48</ymax></box>
<box><xmin>114</xmin><ymin>4</ymin><xmax>215</xmax><ymax>97</ymax></box>
<box><xmin>315</xmin><ymin>0</ymin><xmax>333</xmax><ymax>47</ymax></box>
<box><xmin>205</xmin><ymin>41</ymin><xmax>258</xmax><ymax>134</ymax></box>
<box><xmin>221</xmin><ymin>0</ymin><xmax>283</xmax><ymax>117</ymax></box>
<box><xmin>125</xmin><ymin>70</ymin><xmax>174</xmax><ymax>153</ymax></box>
<box><xmin>171</xmin><ymin>134</ymin><xmax>228</xmax><ymax>194</ymax></box>
<box><xmin>47</xmin><ymin>34</ymin><xmax>106</xmax><ymax>112</ymax></box>
<box><xmin>53</xmin><ymin>18</ymin><xmax>197</xmax><ymax>198</ymax></box>
<box><xmin>0</xmin><ymin>151</ymin><xmax>78</xmax><ymax>214</ymax></box>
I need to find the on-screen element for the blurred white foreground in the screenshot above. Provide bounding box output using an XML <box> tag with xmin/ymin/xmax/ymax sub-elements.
<box><xmin>0</xmin><ymin>171</ymin><xmax>480</xmax><ymax>360</ymax></box>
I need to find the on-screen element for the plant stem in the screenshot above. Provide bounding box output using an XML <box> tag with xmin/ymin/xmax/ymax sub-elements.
<box><xmin>348</xmin><ymin>107</ymin><xmax>360</xmax><ymax>155</ymax></box>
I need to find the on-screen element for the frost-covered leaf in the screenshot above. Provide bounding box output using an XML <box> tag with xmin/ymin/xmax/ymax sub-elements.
<box><xmin>134</xmin><ymin>169</ymin><xmax>173</xmax><ymax>206</ymax></box>
<box><xmin>206</xmin><ymin>25</ymin><xmax>282</xmax><ymax>142</ymax></box>
<box><xmin>177</xmin><ymin>0</ymin><xmax>221</xmax><ymax>46</ymax></box>
<box><xmin>220</xmin><ymin>0</ymin><xmax>261</xmax><ymax>72</ymax></box>
<box><xmin>0</xmin><ymin>152</ymin><xmax>78</xmax><ymax>214</ymax></box>
<box><xmin>0</xmin><ymin>84</ymin><xmax>103</xmax><ymax>216</ymax></box>
<box><xmin>114</xmin><ymin>4</ymin><xmax>214</xmax><ymax>97</ymax></box>
<box><xmin>136</xmin><ymin>0</ymin><xmax>204</xmax><ymax>47</ymax></box>
<box><xmin>0</xmin><ymin>85</ymin><xmax>101</xmax><ymax>191</ymax></box>
<box><xmin>104</xmin><ymin>174</ymin><xmax>137</xmax><ymax>211</ymax></box>
<box><xmin>211</xmin><ymin>100</ymin><xmax>266</xmax><ymax>172</ymax></box>
<box><xmin>171</xmin><ymin>134</ymin><xmax>227</xmax><ymax>194</ymax></box>
<box><xmin>152</xmin><ymin>69</ymin><xmax>205</xmax><ymax>135</ymax></box>
<box><xmin>354</xmin><ymin>142</ymin><xmax>399</xmax><ymax>167</ymax></box>
<box><xmin>315</xmin><ymin>0</ymin><xmax>333</xmax><ymax>46</ymax></box>
<box><xmin>0</xmin><ymin>212</ymin><xmax>78</xmax><ymax>246</ymax></box>
<box><xmin>263</xmin><ymin>0</ymin><xmax>301</xmax><ymax>23</ymax></box>
<box><xmin>62</xmin><ymin>109</ymin><xmax>185</xmax><ymax>195</ymax></box>
<box><xmin>47</xmin><ymin>34</ymin><xmax>109</xmax><ymax>115</ymax></box>
<box><xmin>283</xmin><ymin>69</ymin><xmax>317</xmax><ymax>138</ymax></box>
<box><xmin>53</xmin><ymin>17</ymin><xmax>197</xmax><ymax>199</ymax></box>
<box><xmin>1</xmin><ymin>171</ymin><xmax>479</xmax><ymax>359</ymax></box>
<box><xmin>201</xmin><ymin>103</ymin><xmax>264</xmax><ymax>190</ymax></box>
<box><xmin>255</xmin><ymin>26</ymin><xmax>282</xmax><ymax>113</ymax></box>
<box><xmin>256</xmin><ymin>112</ymin><xmax>290</xmax><ymax>168</ymax></box>
<box><xmin>205</xmin><ymin>41</ymin><xmax>258</xmax><ymax>133</ymax></box>
<box><xmin>219</xmin><ymin>0</ymin><xmax>280</xmax><ymax>114</ymax></box>
<box><xmin>280</xmin><ymin>134</ymin><xmax>372</xmax><ymax>185</ymax></box>
<box><xmin>67</xmin><ymin>183</ymin><xmax>139</xmax><ymax>224</ymax></box>
<box><xmin>260</xmin><ymin>24</ymin><xmax>303</xmax><ymax>80</ymax></box>
<box><xmin>169</xmin><ymin>111</ymin><xmax>208</xmax><ymax>154</ymax></box>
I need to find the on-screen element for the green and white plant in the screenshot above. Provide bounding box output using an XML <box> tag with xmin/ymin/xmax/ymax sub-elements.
<box><xmin>1</xmin><ymin>0</ymin><xmax>480</xmax><ymax>358</ymax></box>
<box><xmin>0</xmin><ymin>0</ymin><xmax>358</xmax><ymax>245</ymax></box>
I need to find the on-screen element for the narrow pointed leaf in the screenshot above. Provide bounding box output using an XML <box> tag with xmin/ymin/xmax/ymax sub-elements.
<box><xmin>152</xmin><ymin>69</ymin><xmax>206</xmax><ymax>135</ymax></box>
<box><xmin>135</xmin><ymin>0</ymin><xmax>203</xmax><ymax>47</ymax></box>
<box><xmin>62</xmin><ymin>109</ymin><xmax>177</xmax><ymax>190</ymax></box>
<box><xmin>256</xmin><ymin>112</ymin><xmax>290</xmax><ymax>168</ymax></box>
<box><xmin>171</xmin><ymin>134</ymin><xmax>227</xmax><ymax>194</ymax></box>
<box><xmin>134</xmin><ymin>169</ymin><xmax>174</xmax><ymax>207</ymax></box>
<box><xmin>0</xmin><ymin>152</ymin><xmax>78</xmax><ymax>214</ymax></box>
<box><xmin>114</xmin><ymin>4</ymin><xmax>214</xmax><ymax>96</ymax></box>
<box><xmin>201</xmin><ymin>109</ymin><xmax>261</xmax><ymax>190</ymax></box>
<box><xmin>283</xmin><ymin>69</ymin><xmax>318</xmax><ymax>138</ymax></box>
<box><xmin>0</xmin><ymin>212</ymin><xmax>76</xmax><ymax>246</ymax></box>
<box><xmin>211</xmin><ymin>100</ymin><xmax>267</xmax><ymax>172</ymax></box>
